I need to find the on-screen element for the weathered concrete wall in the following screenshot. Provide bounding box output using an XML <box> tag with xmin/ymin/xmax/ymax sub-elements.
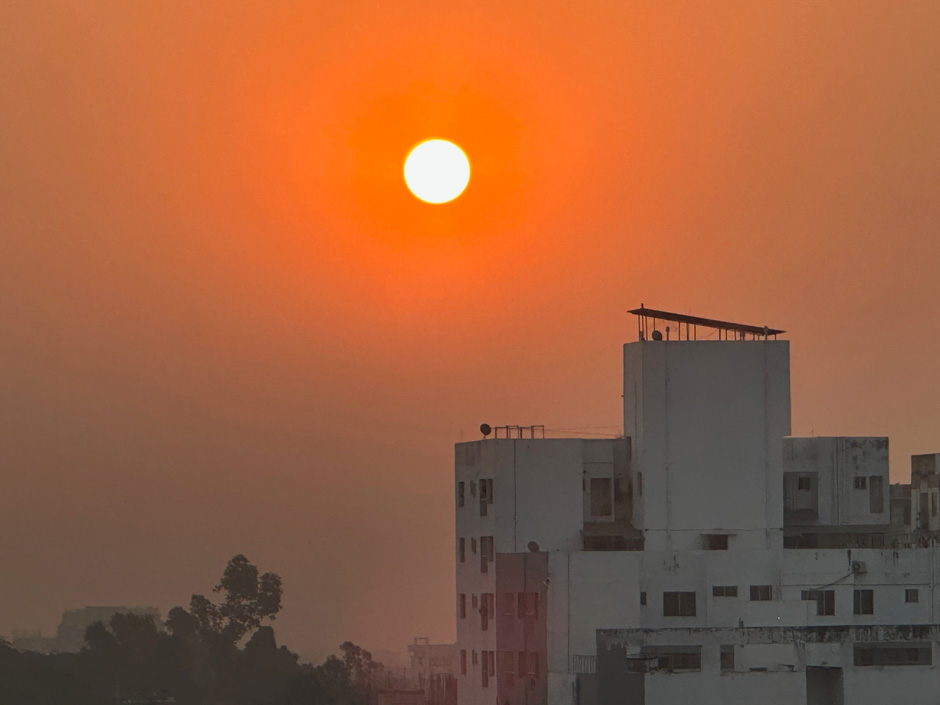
<box><xmin>784</xmin><ymin>437</ymin><xmax>890</xmax><ymax>527</ymax></box>
<box><xmin>597</xmin><ymin>625</ymin><xmax>940</xmax><ymax>705</ymax></box>
<box><xmin>495</xmin><ymin>552</ymin><xmax>547</xmax><ymax>705</ymax></box>
<box><xmin>624</xmin><ymin>340</ymin><xmax>791</xmax><ymax>547</ymax></box>
<box><xmin>911</xmin><ymin>453</ymin><xmax>940</xmax><ymax>531</ymax></box>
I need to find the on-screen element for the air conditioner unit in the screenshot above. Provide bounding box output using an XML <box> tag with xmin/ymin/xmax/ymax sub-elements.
<box><xmin>852</xmin><ymin>561</ymin><xmax>867</xmax><ymax>575</ymax></box>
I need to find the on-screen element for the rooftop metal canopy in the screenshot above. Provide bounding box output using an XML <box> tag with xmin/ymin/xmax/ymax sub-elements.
<box><xmin>628</xmin><ymin>305</ymin><xmax>785</xmax><ymax>341</ymax></box>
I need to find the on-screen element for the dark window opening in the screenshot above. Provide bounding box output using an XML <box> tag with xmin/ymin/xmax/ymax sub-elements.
<box><xmin>584</xmin><ymin>535</ymin><xmax>630</xmax><ymax>551</ymax></box>
<box><xmin>906</xmin><ymin>588</ymin><xmax>919</xmax><ymax>603</ymax></box>
<box><xmin>663</xmin><ymin>591</ymin><xmax>696</xmax><ymax>617</ymax></box>
<box><xmin>854</xmin><ymin>589</ymin><xmax>874</xmax><ymax>615</ymax></box>
<box><xmin>459</xmin><ymin>593</ymin><xmax>466</xmax><ymax>619</ymax></box>
<box><xmin>479</xmin><ymin>479</ymin><xmax>493</xmax><ymax>517</ymax></box>
<box><xmin>750</xmin><ymin>585</ymin><xmax>773</xmax><ymax>601</ymax></box>
<box><xmin>479</xmin><ymin>536</ymin><xmax>493</xmax><ymax>574</ymax></box>
<box><xmin>631</xmin><ymin>647</ymin><xmax>701</xmax><ymax>673</ymax></box>
<box><xmin>712</xmin><ymin>585</ymin><xmax>738</xmax><ymax>597</ymax></box>
<box><xmin>480</xmin><ymin>593</ymin><xmax>493</xmax><ymax>631</ymax></box>
<box><xmin>702</xmin><ymin>534</ymin><xmax>729</xmax><ymax>550</ymax></box>
<box><xmin>457</xmin><ymin>482</ymin><xmax>465</xmax><ymax>507</ymax></box>
<box><xmin>802</xmin><ymin>589</ymin><xmax>835</xmax><ymax>615</ymax></box>
<box><xmin>854</xmin><ymin>643</ymin><xmax>931</xmax><ymax>666</ymax></box>
<box><xmin>870</xmin><ymin>476</ymin><xmax>884</xmax><ymax>513</ymax></box>
<box><xmin>497</xmin><ymin>651</ymin><xmax>514</xmax><ymax>677</ymax></box>
<box><xmin>517</xmin><ymin>651</ymin><xmax>539</xmax><ymax>677</ymax></box>
<box><xmin>720</xmin><ymin>645</ymin><xmax>735</xmax><ymax>672</ymax></box>
<box><xmin>590</xmin><ymin>478</ymin><xmax>613</xmax><ymax>516</ymax></box>
<box><xmin>640</xmin><ymin>591</ymin><xmax>646</xmax><ymax>606</ymax></box>
<box><xmin>798</xmin><ymin>477</ymin><xmax>812</xmax><ymax>491</ymax></box>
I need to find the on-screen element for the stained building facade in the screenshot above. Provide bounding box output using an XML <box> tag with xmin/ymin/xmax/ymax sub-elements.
<box><xmin>454</xmin><ymin>308</ymin><xmax>939</xmax><ymax>705</ymax></box>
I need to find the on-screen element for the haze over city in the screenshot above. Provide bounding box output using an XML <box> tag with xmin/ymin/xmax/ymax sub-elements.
<box><xmin>2</xmin><ymin>0</ymin><xmax>940</xmax><ymax>667</ymax></box>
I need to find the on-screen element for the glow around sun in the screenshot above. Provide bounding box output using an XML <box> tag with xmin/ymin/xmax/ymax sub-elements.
<box><xmin>403</xmin><ymin>139</ymin><xmax>470</xmax><ymax>204</ymax></box>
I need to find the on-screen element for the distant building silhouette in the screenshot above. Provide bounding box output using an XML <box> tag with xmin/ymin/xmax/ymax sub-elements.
<box><xmin>13</xmin><ymin>605</ymin><xmax>161</xmax><ymax>653</ymax></box>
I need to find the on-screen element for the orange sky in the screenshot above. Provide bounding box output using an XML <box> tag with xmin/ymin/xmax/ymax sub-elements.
<box><xmin>2</xmin><ymin>1</ymin><xmax>940</xmax><ymax>661</ymax></box>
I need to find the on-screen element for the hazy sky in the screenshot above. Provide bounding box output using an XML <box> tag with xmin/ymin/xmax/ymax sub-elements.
<box><xmin>2</xmin><ymin>1</ymin><xmax>939</xmax><ymax>661</ymax></box>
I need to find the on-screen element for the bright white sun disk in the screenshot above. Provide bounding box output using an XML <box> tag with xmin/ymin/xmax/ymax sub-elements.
<box><xmin>403</xmin><ymin>139</ymin><xmax>470</xmax><ymax>204</ymax></box>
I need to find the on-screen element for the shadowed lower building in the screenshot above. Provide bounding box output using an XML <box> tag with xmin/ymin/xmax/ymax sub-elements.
<box><xmin>453</xmin><ymin>307</ymin><xmax>940</xmax><ymax>705</ymax></box>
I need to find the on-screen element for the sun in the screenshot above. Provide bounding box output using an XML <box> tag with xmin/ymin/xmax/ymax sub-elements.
<box><xmin>403</xmin><ymin>139</ymin><xmax>471</xmax><ymax>204</ymax></box>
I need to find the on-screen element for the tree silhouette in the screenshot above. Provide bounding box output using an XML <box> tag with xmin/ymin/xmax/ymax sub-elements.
<box><xmin>167</xmin><ymin>554</ymin><xmax>283</xmax><ymax>644</ymax></box>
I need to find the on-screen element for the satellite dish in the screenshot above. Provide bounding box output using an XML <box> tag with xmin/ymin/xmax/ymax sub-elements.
<box><xmin>527</xmin><ymin>540</ymin><xmax>540</xmax><ymax>552</ymax></box>
<box><xmin>480</xmin><ymin>423</ymin><xmax>492</xmax><ymax>437</ymax></box>
<box><xmin>651</xmin><ymin>329</ymin><xmax>663</xmax><ymax>341</ymax></box>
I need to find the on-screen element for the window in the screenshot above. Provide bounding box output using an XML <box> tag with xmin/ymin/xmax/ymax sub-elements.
<box><xmin>798</xmin><ymin>477</ymin><xmax>812</xmax><ymax>491</ymax></box>
<box><xmin>459</xmin><ymin>593</ymin><xmax>466</xmax><ymax>619</ymax></box>
<box><xmin>663</xmin><ymin>591</ymin><xmax>696</xmax><ymax>617</ymax></box>
<box><xmin>802</xmin><ymin>590</ymin><xmax>835</xmax><ymax>615</ymax></box>
<box><xmin>702</xmin><ymin>534</ymin><xmax>729</xmax><ymax>550</ymax></box>
<box><xmin>482</xmin><ymin>651</ymin><xmax>494</xmax><ymax>686</ymax></box>
<box><xmin>472</xmin><ymin>650</ymin><xmax>478</xmax><ymax>665</ymax></box>
<box><xmin>720</xmin><ymin>645</ymin><xmax>735</xmax><ymax>672</ymax></box>
<box><xmin>518</xmin><ymin>651</ymin><xmax>539</xmax><ymax>677</ymax></box>
<box><xmin>750</xmin><ymin>585</ymin><xmax>772</xmax><ymax>601</ymax></box>
<box><xmin>460</xmin><ymin>650</ymin><xmax>467</xmax><ymax>675</ymax></box>
<box><xmin>870</xmin><ymin>476</ymin><xmax>884</xmax><ymax>513</ymax></box>
<box><xmin>480</xmin><ymin>593</ymin><xmax>494</xmax><ymax>631</ymax></box>
<box><xmin>854</xmin><ymin>477</ymin><xmax>867</xmax><ymax>490</ymax></box>
<box><xmin>590</xmin><ymin>478</ymin><xmax>613</xmax><ymax>516</ymax></box>
<box><xmin>479</xmin><ymin>479</ymin><xmax>494</xmax><ymax>517</ymax></box>
<box><xmin>497</xmin><ymin>651</ymin><xmax>515</xmax><ymax>676</ymax></box>
<box><xmin>854</xmin><ymin>589</ymin><xmax>874</xmax><ymax>615</ymax></box>
<box><xmin>854</xmin><ymin>643</ymin><xmax>932</xmax><ymax>666</ymax></box>
<box><xmin>480</xmin><ymin>536</ymin><xmax>494</xmax><ymax>574</ymax></box>
<box><xmin>640</xmin><ymin>592</ymin><xmax>647</xmax><ymax>606</ymax></box>
<box><xmin>481</xmin><ymin>536</ymin><xmax>494</xmax><ymax>560</ymax></box>
<box><xmin>471</xmin><ymin>538</ymin><xmax>477</xmax><ymax>555</ymax></box>
<box><xmin>518</xmin><ymin>592</ymin><xmax>539</xmax><ymax>619</ymax></box>
<box><xmin>584</xmin><ymin>535</ymin><xmax>628</xmax><ymax>551</ymax></box>
<box><xmin>906</xmin><ymin>588</ymin><xmax>919</xmax><ymax>603</ymax></box>
<box><xmin>633</xmin><ymin>647</ymin><xmax>701</xmax><ymax>673</ymax></box>
<box><xmin>458</xmin><ymin>538</ymin><xmax>465</xmax><ymax>563</ymax></box>
<box><xmin>457</xmin><ymin>482</ymin><xmax>465</xmax><ymax>507</ymax></box>
<box><xmin>712</xmin><ymin>585</ymin><xmax>738</xmax><ymax>597</ymax></box>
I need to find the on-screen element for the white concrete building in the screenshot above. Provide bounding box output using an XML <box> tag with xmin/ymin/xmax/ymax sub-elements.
<box><xmin>453</xmin><ymin>307</ymin><xmax>939</xmax><ymax>705</ymax></box>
